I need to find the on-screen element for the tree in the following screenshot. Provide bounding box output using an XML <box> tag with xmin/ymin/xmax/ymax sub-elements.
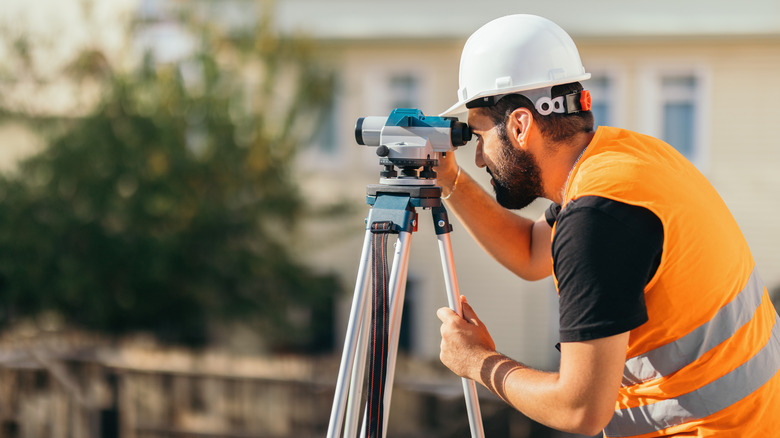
<box><xmin>0</xmin><ymin>5</ymin><xmax>340</xmax><ymax>350</ymax></box>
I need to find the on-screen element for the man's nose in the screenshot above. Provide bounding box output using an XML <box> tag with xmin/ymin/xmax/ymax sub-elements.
<box><xmin>475</xmin><ymin>142</ymin><xmax>486</xmax><ymax>168</ymax></box>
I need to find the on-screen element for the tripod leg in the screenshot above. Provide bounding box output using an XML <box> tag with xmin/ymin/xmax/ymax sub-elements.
<box><xmin>327</xmin><ymin>229</ymin><xmax>373</xmax><ymax>438</ymax></box>
<box><xmin>344</xmin><ymin>292</ymin><xmax>370</xmax><ymax>437</ymax></box>
<box><xmin>434</xmin><ymin>209</ymin><xmax>486</xmax><ymax>438</ymax></box>
<box><xmin>355</xmin><ymin>229</ymin><xmax>411</xmax><ymax>438</ymax></box>
<box><xmin>380</xmin><ymin>231</ymin><xmax>413</xmax><ymax>438</ymax></box>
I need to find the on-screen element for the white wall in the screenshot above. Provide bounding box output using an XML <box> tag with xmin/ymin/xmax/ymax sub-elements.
<box><xmin>301</xmin><ymin>32</ymin><xmax>780</xmax><ymax>370</ymax></box>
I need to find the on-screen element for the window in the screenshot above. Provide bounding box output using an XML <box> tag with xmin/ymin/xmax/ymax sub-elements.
<box><xmin>312</xmin><ymin>93</ymin><xmax>340</xmax><ymax>156</ymax></box>
<box><xmin>362</xmin><ymin>69</ymin><xmax>425</xmax><ymax>115</ymax></box>
<box><xmin>387</xmin><ymin>74</ymin><xmax>420</xmax><ymax>111</ymax></box>
<box><xmin>301</xmin><ymin>75</ymin><xmax>341</xmax><ymax>163</ymax></box>
<box><xmin>640</xmin><ymin>67</ymin><xmax>709</xmax><ymax>167</ymax></box>
<box><xmin>588</xmin><ymin>75</ymin><xmax>613</xmax><ymax>128</ymax></box>
<box><xmin>661</xmin><ymin>75</ymin><xmax>698</xmax><ymax>159</ymax></box>
<box><xmin>356</xmin><ymin>67</ymin><xmax>428</xmax><ymax>168</ymax></box>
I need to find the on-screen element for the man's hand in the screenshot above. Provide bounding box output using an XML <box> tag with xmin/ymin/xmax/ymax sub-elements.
<box><xmin>439</xmin><ymin>296</ymin><xmax>628</xmax><ymax>434</ymax></box>
<box><xmin>437</xmin><ymin>295</ymin><xmax>496</xmax><ymax>380</ymax></box>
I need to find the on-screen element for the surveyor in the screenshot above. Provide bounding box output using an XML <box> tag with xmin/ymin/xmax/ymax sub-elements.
<box><xmin>436</xmin><ymin>14</ymin><xmax>780</xmax><ymax>437</ymax></box>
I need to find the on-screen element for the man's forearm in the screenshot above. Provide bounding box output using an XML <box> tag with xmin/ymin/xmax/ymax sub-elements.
<box><xmin>471</xmin><ymin>352</ymin><xmax>610</xmax><ymax>436</ymax></box>
<box><xmin>438</xmin><ymin>301</ymin><xmax>625</xmax><ymax>435</ymax></box>
<box><xmin>443</xmin><ymin>169</ymin><xmax>552</xmax><ymax>280</ymax></box>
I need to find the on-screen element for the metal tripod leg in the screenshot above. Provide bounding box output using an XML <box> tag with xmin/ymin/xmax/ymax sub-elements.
<box><xmin>433</xmin><ymin>206</ymin><xmax>486</xmax><ymax>438</ymax></box>
<box><xmin>327</xmin><ymin>229</ymin><xmax>373</xmax><ymax>438</ymax></box>
<box><xmin>379</xmin><ymin>230</ymin><xmax>412</xmax><ymax>438</ymax></box>
<box><xmin>344</xmin><ymin>280</ymin><xmax>370</xmax><ymax>438</ymax></box>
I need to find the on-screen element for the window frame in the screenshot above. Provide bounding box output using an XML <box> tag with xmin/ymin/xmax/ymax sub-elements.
<box><xmin>584</xmin><ymin>66</ymin><xmax>626</xmax><ymax>129</ymax></box>
<box><xmin>361</xmin><ymin>66</ymin><xmax>430</xmax><ymax>116</ymax></box>
<box><xmin>297</xmin><ymin>74</ymin><xmax>345</xmax><ymax>170</ymax></box>
<box><xmin>639</xmin><ymin>63</ymin><xmax>711</xmax><ymax>169</ymax></box>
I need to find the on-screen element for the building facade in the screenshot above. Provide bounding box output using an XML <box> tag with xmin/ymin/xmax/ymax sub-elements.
<box><xmin>284</xmin><ymin>0</ymin><xmax>780</xmax><ymax>369</ymax></box>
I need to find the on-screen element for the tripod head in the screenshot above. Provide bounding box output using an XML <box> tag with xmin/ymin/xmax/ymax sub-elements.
<box><xmin>355</xmin><ymin>108</ymin><xmax>471</xmax><ymax>185</ymax></box>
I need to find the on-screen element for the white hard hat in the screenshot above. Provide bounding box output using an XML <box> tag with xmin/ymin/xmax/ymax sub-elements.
<box><xmin>440</xmin><ymin>14</ymin><xmax>591</xmax><ymax>116</ymax></box>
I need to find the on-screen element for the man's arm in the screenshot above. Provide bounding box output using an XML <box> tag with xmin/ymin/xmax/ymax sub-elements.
<box><xmin>438</xmin><ymin>297</ymin><xmax>627</xmax><ymax>435</ymax></box>
<box><xmin>437</xmin><ymin>153</ymin><xmax>552</xmax><ymax>281</ymax></box>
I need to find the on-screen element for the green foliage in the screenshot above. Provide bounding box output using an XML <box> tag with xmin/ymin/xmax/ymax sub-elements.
<box><xmin>0</xmin><ymin>15</ymin><xmax>340</xmax><ymax>350</ymax></box>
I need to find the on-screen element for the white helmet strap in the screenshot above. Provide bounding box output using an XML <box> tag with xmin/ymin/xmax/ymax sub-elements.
<box><xmin>535</xmin><ymin>96</ymin><xmax>565</xmax><ymax>116</ymax></box>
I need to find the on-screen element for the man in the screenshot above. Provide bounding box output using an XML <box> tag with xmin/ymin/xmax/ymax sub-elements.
<box><xmin>435</xmin><ymin>14</ymin><xmax>780</xmax><ymax>437</ymax></box>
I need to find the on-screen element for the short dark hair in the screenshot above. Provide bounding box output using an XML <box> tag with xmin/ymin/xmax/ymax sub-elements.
<box><xmin>483</xmin><ymin>82</ymin><xmax>594</xmax><ymax>143</ymax></box>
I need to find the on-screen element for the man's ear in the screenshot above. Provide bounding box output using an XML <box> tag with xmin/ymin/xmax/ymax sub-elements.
<box><xmin>506</xmin><ymin>107</ymin><xmax>533</xmax><ymax>149</ymax></box>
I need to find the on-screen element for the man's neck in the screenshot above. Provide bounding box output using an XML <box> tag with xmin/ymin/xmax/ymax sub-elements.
<box><xmin>542</xmin><ymin>131</ymin><xmax>595</xmax><ymax>204</ymax></box>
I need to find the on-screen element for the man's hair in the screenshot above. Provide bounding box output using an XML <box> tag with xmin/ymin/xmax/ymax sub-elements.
<box><xmin>483</xmin><ymin>82</ymin><xmax>594</xmax><ymax>144</ymax></box>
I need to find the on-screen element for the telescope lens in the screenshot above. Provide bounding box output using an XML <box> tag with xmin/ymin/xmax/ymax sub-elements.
<box><xmin>355</xmin><ymin>117</ymin><xmax>366</xmax><ymax>145</ymax></box>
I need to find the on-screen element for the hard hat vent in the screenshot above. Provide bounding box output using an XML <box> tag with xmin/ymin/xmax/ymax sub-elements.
<box><xmin>495</xmin><ymin>76</ymin><xmax>512</xmax><ymax>88</ymax></box>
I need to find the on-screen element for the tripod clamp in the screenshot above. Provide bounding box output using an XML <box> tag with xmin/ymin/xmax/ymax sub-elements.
<box><xmin>366</xmin><ymin>184</ymin><xmax>452</xmax><ymax>233</ymax></box>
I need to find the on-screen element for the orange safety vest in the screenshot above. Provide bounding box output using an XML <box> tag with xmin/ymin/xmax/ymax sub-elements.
<box><xmin>554</xmin><ymin>126</ymin><xmax>780</xmax><ymax>437</ymax></box>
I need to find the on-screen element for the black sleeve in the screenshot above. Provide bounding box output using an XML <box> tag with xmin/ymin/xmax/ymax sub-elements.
<box><xmin>545</xmin><ymin>202</ymin><xmax>561</xmax><ymax>227</ymax></box>
<box><xmin>552</xmin><ymin>196</ymin><xmax>663</xmax><ymax>343</ymax></box>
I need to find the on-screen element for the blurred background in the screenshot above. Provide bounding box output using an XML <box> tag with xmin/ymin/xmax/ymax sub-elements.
<box><xmin>0</xmin><ymin>0</ymin><xmax>778</xmax><ymax>437</ymax></box>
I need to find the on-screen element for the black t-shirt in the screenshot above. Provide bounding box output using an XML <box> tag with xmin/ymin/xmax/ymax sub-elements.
<box><xmin>546</xmin><ymin>196</ymin><xmax>663</xmax><ymax>343</ymax></box>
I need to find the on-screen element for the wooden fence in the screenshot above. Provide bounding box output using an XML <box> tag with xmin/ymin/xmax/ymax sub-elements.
<box><xmin>0</xmin><ymin>332</ymin><xmax>337</xmax><ymax>438</ymax></box>
<box><xmin>0</xmin><ymin>331</ymin><xmax>556</xmax><ymax>438</ymax></box>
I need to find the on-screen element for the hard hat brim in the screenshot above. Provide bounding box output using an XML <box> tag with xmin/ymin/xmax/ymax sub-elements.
<box><xmin>439</xmin><ymin>101</ymin><xmax>469</xmax><ymax>117</ymax></box>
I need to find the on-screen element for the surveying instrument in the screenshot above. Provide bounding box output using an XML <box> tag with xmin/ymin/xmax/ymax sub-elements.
<box><xmin>327</xmin><ymin>108</ymin><xmax>485</xmax><ymax>438</ymax></box>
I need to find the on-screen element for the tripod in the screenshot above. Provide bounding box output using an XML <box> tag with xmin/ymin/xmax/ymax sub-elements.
<box><xmin>326</xmin><ymin>181</ymin><xmax>485</xmax><ymax>438</ymax></box>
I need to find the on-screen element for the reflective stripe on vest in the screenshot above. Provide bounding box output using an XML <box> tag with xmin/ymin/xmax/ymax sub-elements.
<box><xmin>605</xmin><ymin>312</ymin><xmax>780</xmax><ymax>437</ymax></box>
<box><xmin>623</xmin><ymin>269</ymin><xmax>764</xmax><ymax>386</ymax></box>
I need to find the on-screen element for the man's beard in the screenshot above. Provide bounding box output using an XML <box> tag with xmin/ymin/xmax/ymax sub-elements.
<box><xmin>488</xmin><ymin>129</ymin><xmax>544</xmax><ymax>210</ymax></box>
